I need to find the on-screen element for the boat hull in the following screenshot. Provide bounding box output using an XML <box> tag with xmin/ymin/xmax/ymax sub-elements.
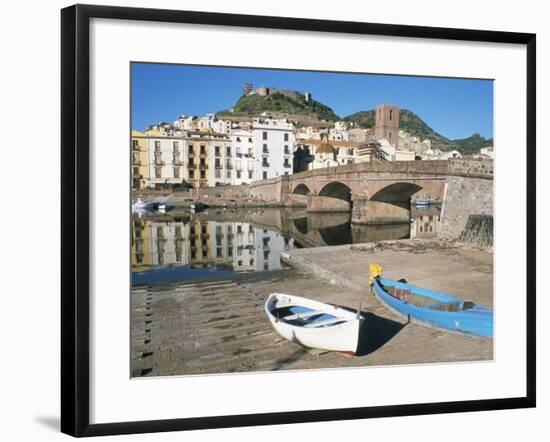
<box><xmin>373</xmin><ymin>278</ymin><xmax>493</xmax><ymax>337</ymax></box>
<box><xmin>265</xmin><ymin>293</ymin><xmax>363</xmax><ymax>354</ymax></box>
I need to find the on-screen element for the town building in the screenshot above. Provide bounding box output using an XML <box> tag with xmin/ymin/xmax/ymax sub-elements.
<box><xmin>185</xmin><ymin>130</ymin><xmax>233</xmax><ymax>188</ymax></box>
<box><xmin>251</xmin><ymin>118</ymin><xmax>294</xmax><ymax>180</ymax></box>
<box><xmin>141</xmin><ymin>130</ymin><xmax>185</xmax><ymax>188</ymax></box>
<box><xmin>230</xmin><ymin>129</ymin><xmax>255</xmax><ymax>185</ymax></box>
<box><xmin>131</xmin><ymin>130</ymin><xmax>151</xmax><ymax>189</ymax></box>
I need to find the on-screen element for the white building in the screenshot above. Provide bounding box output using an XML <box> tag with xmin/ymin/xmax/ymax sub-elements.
<box><xmin>252</xmin><ymin>118</ymin><xmax>294</xmax><ymax>180</ymax></box>
<box><xmin>145</xmin><ymin>134</ymin><xmax>185</xmax><ymax>187</ymax></box>
<box><xmin>230</xmin><ymin>129</ymin><xmax>255</xmax><ymax>185</ymax></box>
<box><xmin>480</xmin><ymin>146</ymin><xmax>494</xmax><ymax>159</ymax></box>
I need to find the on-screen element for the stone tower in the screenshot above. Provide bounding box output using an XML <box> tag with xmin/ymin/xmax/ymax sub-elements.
<box><xmin>242</xmin><ymin>83</ymin><xmax>253</xmax><ymax>95</ymax></box>
<box><xmin>374</xmin><ymin>104</ymin><xmax>400</xmax><ymax>148</ymax></box>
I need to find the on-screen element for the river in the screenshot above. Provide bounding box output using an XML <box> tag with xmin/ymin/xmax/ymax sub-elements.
<box><xmin>131</xmin><ymin>205</ymin><xmax>441</xmax><ymax>285</ymax></box>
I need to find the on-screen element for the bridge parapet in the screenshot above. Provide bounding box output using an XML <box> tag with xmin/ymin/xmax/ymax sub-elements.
<box><xmin>449</xmin><ymin>158</ymin><xmax>493</xmax><ymax>178</ymax></box>
<box><xmin>288</xmin><ymin>160</ymin><xmax>451</xmax><ymax>181</ymax></box>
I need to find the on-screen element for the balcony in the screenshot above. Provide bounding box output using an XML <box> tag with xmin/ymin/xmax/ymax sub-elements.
<box><xmin>284</xmin><ymin>163</ymin><xmax>292</xmax><ymax>168</ymax></box>
<box><xmin>132</xmin><ymin>159</ymin><xmax>142</xmax><ymax>165</ymax></box>
<box><xmin>226</xmin><ymin>164</ymin><xmax>233</xmax><ymax>169</ymax></box>
<box><xmin>262</xmin><ymin>149</ymin><xmax>269</xmax><ymax>154</ymax></box>
<box><xmin>188</xmin><ymin>151</ymin><xmax>195</xmax><ymax>157</ymax></box>
<box><xmin>215</xmin><ymin>163</ymin><xmax>223</xmax><ymax>169</ymax></box>
<box><xmin>173</xmin><ymin>159</ymin><xmax>183</xmax><ymax>165</ymax></box>
<box><xmin>199</xmin><ymin>164</ymin><xmax>208</xmax><ymax>170</ymax></box>
<box><xmin>262</xmin><ymin>162</ymin><xmax>270</xmax><ymax>168</ymax></box>
<box><xmin>154</xmin><ymin>159</ymin><xmax>165</xmax><ymax>166</ymax></box>
<box><xmin>188</xmin><ymin>164</ymin><xmax>196</xmax><ymax>170</ymax></box>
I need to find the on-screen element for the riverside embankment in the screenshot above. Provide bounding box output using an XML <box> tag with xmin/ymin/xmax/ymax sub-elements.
<box><xmin>132</xmin><ymin>237</ymin><xmax>492</xmax><ymax>377</ymax></box>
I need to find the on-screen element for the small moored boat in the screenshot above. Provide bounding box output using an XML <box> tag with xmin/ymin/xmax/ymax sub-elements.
<box><xmin>190</xmin><ymin>202</ymin><xmax>209</xmax><ymax>213</ymax></box>
<box><xmin>414</xmin><ymin>198</ymin><xmax>432</xmax><ymax>207</ymax></box>
<box><xmin>370</xmin><ymin>264</ymin><xmax>493</xmax><ymax>337</ymax></box>
<box><xmin>264</xmin><ymin>293</ymin><xmax>364</xmax><ymax>354</ymax></box>
<box><xmin>156</xmin><ymin>202</ymin><xmax>174</xmax><ymax>212</ymax></box>
<box><xmin>132</xmin><ymin>197</ymin><xmax>155</xmax><ymax>212</ymax></box>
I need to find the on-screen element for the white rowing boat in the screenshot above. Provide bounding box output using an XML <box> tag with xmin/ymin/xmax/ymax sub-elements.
<box><xmin>264</xmin><ymin>293</ymin><xmax>364</xmax><ymax>355</ymax></box>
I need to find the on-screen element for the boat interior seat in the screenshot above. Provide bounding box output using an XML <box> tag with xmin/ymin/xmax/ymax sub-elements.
<box><xmin>302</xmin><ymin>317</ymin><xmax>346</xmax><ymax>328</ymax></box>
<box><xmin>282</xmin><ymin>310</ymin><xmax>326</xmax><ymax>321</ymax></box>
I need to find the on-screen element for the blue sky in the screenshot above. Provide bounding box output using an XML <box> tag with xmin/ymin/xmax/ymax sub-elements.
<box><xmin>131</xmin><ymin>63</ymin><xmax>493</xmax><ymax>140</ymax></box>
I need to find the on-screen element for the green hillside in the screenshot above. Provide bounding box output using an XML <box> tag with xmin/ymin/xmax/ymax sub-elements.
<box><xmin>217</xmin><ymin>91</ymin><xmax>339</xmax><ymax>122</ymax></box>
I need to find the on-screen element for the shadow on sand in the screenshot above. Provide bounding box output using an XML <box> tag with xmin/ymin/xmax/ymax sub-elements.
<box><xmin>356</xmin><ymin>312</ymin><xmax>408</xmax><ymax>357</ymax></box>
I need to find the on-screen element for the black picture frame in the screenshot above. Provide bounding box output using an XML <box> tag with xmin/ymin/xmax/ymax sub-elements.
<box><xmin>61</xmin><ymin>4</ymin><xmax>536</xmax><ymax>437</ymax></box>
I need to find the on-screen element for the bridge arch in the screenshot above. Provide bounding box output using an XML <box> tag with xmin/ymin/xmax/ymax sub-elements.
<box><xmin>293</xmin><ymin>183</ymin><xmax>311</xmax><ymax>195</ymax></box>
<box><xmin>319</xmin><ymin>181</ymin><xmax>352</xmax><ymax>202</ymax></box>
<box><xmin>370</xmin><ymin>182</ymin><xmax>423</xmax><ymax>208</ymax></box>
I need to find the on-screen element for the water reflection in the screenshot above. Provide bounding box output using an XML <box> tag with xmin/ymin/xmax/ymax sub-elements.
<box><xmin>131</xmin><ymin>205</ymin><xmax>441</xmax><ymax>284</ymax></box>
<box><xmin>410</xmin><ymin>204</ymin><xmax>442</xmax><ymax>238</ymax></box>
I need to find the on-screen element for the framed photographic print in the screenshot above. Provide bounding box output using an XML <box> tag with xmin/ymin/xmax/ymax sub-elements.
<box><xmin>61</xmin><ymin>4</ymin><xmax>536</xmax><ymax>437</ymax></box>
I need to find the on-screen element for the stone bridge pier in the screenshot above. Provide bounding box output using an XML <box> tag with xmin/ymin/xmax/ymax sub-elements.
<box><xmin>307</xmin><ymin>195</ymin><xmax>351</xmax><ymax>213</ymax></box>
<box><xmin>351</xmin><ymin>196</ymin><xmax>410</xmax><ymax>224</ymax></box>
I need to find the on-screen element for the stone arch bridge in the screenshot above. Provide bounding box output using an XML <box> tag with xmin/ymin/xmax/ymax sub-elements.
<box><xmin>249</xmin><ymin>160</ymin><xmax>492</xmax><ymax>224</ymax></box>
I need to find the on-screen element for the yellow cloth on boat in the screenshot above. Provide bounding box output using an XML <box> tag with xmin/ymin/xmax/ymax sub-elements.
<box><xmin>369</xmin><ymin>262</ymin><xmax>383</xmax><ymax>285</ymax></box>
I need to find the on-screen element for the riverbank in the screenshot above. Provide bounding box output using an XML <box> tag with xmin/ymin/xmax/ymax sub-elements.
<box><xmin>131</xmin><ymin>239</ymin><xmax>492</xmax><ymax>377</ymax></box>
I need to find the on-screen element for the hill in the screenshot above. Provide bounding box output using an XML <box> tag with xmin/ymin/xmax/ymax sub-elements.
<box><xmin>217</xmin><ymin>91</ymin><xmax>339</xmax><ymax>122</ymax></box>
<box><xmin>345</xmin><ymin>109</ymin><xmax>492</xmax><ymax>153</ymax></box>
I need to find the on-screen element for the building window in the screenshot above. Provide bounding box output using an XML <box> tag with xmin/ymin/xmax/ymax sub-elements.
<box><xmin>389</xmin><ymin>109</ymin><xmax>393</xmax><ymax>120</ymax></box>
<box><xmin>188</xmin><ymin>144</ymin><xmax>194</xmax><ymax>155</ymax></box>
<box><xmin>200</xmin><ymin>170</ymin><xmax>206</xmax><ymax>179</ymax></box>
<box><xmin>132</xmin><ymin>166</ymin><xmax>140</xmax><ymax>176</ymax></box>
<box><xmin>226</xmin><ymin>146</ymin><xmax>231</xmax><ymax>157</ymax></box>
<box><xmin>248</xmin><ymin>171</ymin><xmax>253</xmax><ymax>179</ymax></box>
<box><xmin>174</xmin><ymin>167</ymin><xmax>180</xmax><ymax>179</ymax></box>
<box><xmin>237</xmin><ymin>171</ymin><xmax>241</xmax><ymax>179</ymax></box>
<box><xmin>262</xmin><ymin>131</ymin><xmax>268</xmax><ymax>140</ymax></box>
<box><xmin>215</xmin><ymin>169</ymin><xmax>221</xmax><ymax>178</ymax></box>
<box><xmin>284</xmin><ymin>133</ymin><xmax>289</xmax><ymax>142</ymax></box>
<box><xmin>173</xmin><ymin>141</ymin><xmax>179</xmax><ymax>149</ymax></box>
<box><xmin>155</xmin><ymin>140</ymin><xmax>161</xmax><ymax>150</ymax></box>
<box><xmin>284</xmin><ymin>145</ymin><xmax>290</xmax><ymax>154</ymax></box>
<box><xmin>132</xmin><ymin>140</ymin><xmax>139</xmax><ymax>150</ymax></box>
<box><xmin>263</xmin><ymin>171</ymin><xmax>267</xmax><ymax>180</ymax></box>
<box><xmin>227</xmin><ymin>170</ymin><xmax>231</xmax><ymax>178</ymax></box>
<box><xmin>200</xmin><ymin>145</ymin><xmax>206</xmax><ymax>155</ymax></box>
<box><xmin>262</xmin><ymin>144</ymin><xmax>268</xmax><ymax>153</ymax></box>
<box><xmin>155</xmin><ymin>167</ymin><xmax>162</xmax><ymax>179</ymax></box>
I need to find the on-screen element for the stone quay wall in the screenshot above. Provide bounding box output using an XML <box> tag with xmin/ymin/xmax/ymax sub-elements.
<box><xmin>440</xmin><ymin>176</ymin><xmax>493</xmax><ymax>239</ymax></box>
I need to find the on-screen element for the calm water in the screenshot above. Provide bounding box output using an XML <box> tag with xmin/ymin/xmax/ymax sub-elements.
<box><xmin>131</xmin><ymin>205</ymin><xmax>441</xmax><ymax>285</ymax></box>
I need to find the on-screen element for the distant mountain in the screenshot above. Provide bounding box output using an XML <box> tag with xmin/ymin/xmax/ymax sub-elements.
<box><xmin>452</xmin><ymin>133</ymin><xmax>494</xmax><ymax>155</ymax></box>
<box><xmin>217</xmin><ymin>90</ymin><xmax>339</xmax><ymax>122</ymax></box>
<box><xmin>344</xmin><ymin>109</ymin><xmax>492</xmax><ymax>153</ymax></box>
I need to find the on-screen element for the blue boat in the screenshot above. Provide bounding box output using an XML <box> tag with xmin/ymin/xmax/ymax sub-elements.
<box><xmin>372</xmin><ymin>276</ymin><xmax>493</xmax><ymax>338</ymax></box>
